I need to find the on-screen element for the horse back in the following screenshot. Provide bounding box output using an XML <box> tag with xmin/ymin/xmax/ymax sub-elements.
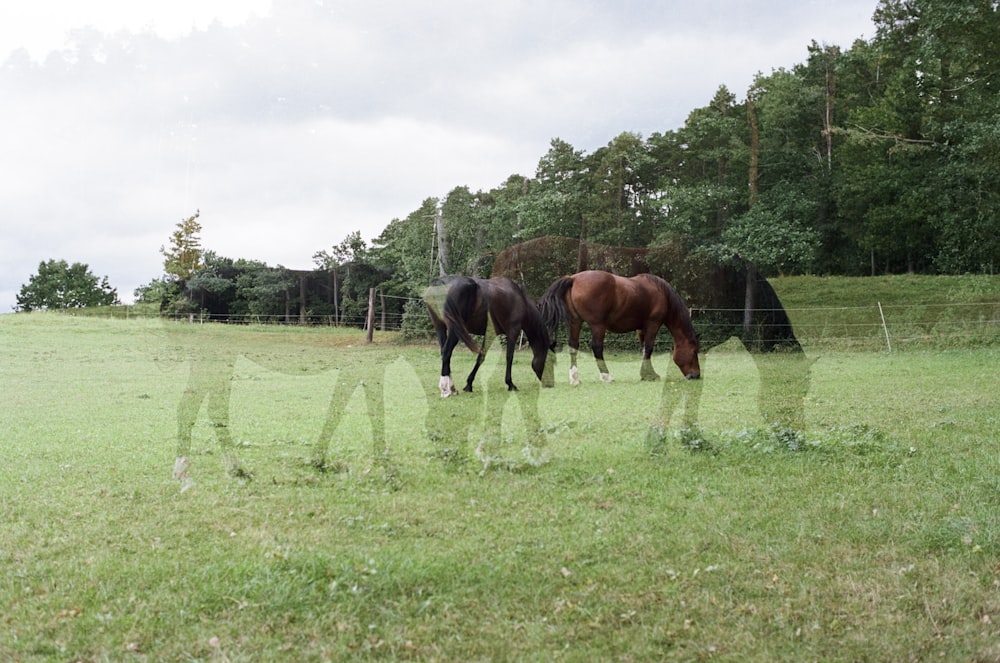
<box><xmin>566</xmin><ymin>271</ymin><xmax>661</xmax><ymax>332</ymax></box>
<box><xmin>479</xmin><ymin>276</ymin><xmax>533</xmax><ymax>336</ymax></box>
<box><xmin>448</xmin><ymin>277</ymin><xmax>490</xmax><ymax>336</ymax></box>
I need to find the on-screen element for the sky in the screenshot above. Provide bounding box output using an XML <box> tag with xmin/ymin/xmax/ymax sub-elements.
<box><xmin>0</xmin><ymin>0</ymin><xmax>876</xmax><ymax>311</ymax></box>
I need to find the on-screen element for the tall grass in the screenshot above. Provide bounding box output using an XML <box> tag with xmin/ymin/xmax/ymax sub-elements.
<box><xmin>774</xmin><ymin>273</ymin><xmax>1000</xmax><ymax>350</ymax></box>
<box><xmin>1</xmin><ymin>287</ymin><xmax>998</xmax><ymax>661</ymax></box>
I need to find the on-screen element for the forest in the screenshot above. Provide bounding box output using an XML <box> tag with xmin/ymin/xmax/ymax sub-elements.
<box><xmin>135</xmin><ymin>0</ymin><xmax>999</xmax><ymax>326</ymax></box>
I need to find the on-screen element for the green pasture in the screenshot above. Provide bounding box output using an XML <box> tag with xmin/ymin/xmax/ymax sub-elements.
<box><xmin>1</xmin><ymin>299</ymin><xmax>998</xmax><ymax>661</ymax></box>
<box><xmin>774</xmin><ymin>273</ymin><xmax>1000</xmax><ymax>351</ymax></box>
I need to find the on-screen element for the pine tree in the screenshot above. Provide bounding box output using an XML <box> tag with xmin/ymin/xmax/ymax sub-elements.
<box><xmin>160</xmin><ymin>211</ymin><xmax>204</xmax><ymax>282</ymax></box>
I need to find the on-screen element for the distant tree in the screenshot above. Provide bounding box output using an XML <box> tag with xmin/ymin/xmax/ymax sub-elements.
<box><xmin>659</xmin><ymin>87</ymin><xmax>748</xmax><ymax>245</ymax></box>
<box><xmin>185</xmin><ymin>250</ymin><xmax>236</xmax><ymax>312</ymax></box>
<box><xmin>234</xmin><ymin>263</ymin><xmax>296</xmax><ymax>319</ymax></box>
<box><xmin>371</xmin><ymin>198</ymin><xmax>439</xmax><ymax>290</ymax></box>
<box><xmin>436</xmin><ymin>186</ymin><xmax>512</xmax><ymax>277</ymax></box>
<box><xmin>161</xmin><ymin>211</ymin><xmax>204</xmax><ymax>282</ymax></box>
<box><xmin>15</xmin><ymin>259</ymin><xmax>119</xmax><ymax>311</ymax></box>
<box><xmin>133</xmin><ymin>276</ymin><xmax>180</xmax><ymax>307</ymax></box>
<box><xmin>313</xmin><ymin>230</ymin><xmax>369</xmax><ymax>325</ymax></box>
<box><xmin>530</xmin><ymin>138</ymin><xmax>591</xmax><ymax>240</ymax></box>
<box><xmin>586</xmin><ymin>131</ymin><xmax>662</xmax><ymax>246</ymax></box>
<box><xmin>314</xmin><ymin>230</ymin><xmax>367</xmax><ymax>270</ymax></box>
<box><xmin>721</xmin><ymin>194</ymin><xmax>820</xmax><ymax>276</ymax></box>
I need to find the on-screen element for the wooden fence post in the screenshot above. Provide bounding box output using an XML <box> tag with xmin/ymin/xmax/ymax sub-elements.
<box><xmin>366</xmin><ymin>288</ymin><xmax>375</xmax><ymax>343</ymax></box>
<box><xmin>380</xmin><ymin>290</ymin><xmax>386</xmax><ymax>331</ymax></box>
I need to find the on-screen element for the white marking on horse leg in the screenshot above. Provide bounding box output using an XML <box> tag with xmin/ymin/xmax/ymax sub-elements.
<box><xmin>568</xmin><ymin>347</ymin><xmax>580</xmax><ymax>385</ymax></box>
<box><xmin>596</xmin><ymin>359</ymin><xmax>612</xmax><ymax>382</ymax></box>
<box><xmin>173</xmin><ymin>456</ymin><xmax>195</xmax><ymax>493</ymax></box>
<box><xmin>173</xmin><ymin>456</ymin><xmax>189</xmax><ymax>480</ymax></box>
<box><xmin>439</xmin><ymin>375</ymin><xmax>457</xmax><ymax>398</ymax></box>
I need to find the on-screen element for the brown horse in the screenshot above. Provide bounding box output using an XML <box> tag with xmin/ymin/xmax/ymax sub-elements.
<box><xmin>425</xmin><ymin>275</ymin><xmax>553</xmax><ymax>397</ymax></box>
<box><xmin>537</xmin><ymin>270</ymin><xmax>700</xmax><ymax>384</ymax></box>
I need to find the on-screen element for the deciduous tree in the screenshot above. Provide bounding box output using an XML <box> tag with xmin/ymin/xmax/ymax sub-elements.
<box><xmin>161</xmin><ymin>211</ymin><xmax>204</xmax><ymax>282</ymax></box>
<box><xmin>15</xmin><ymin>259</ymin><xmax>119</xmax><ymax>311</ymax></box>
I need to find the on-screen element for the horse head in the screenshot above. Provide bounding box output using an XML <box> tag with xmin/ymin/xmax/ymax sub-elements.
<box><xmin>673</xmin><ymin>334</ymin><xmax>701</xmax><ymax>380</ymax></box>
<box><xmin>529</xmin><ymin>324</ymin><xmax>557</xmax><ymax>388</ymax></box>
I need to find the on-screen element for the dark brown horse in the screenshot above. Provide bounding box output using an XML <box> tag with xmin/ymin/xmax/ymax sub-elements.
<box><xmin>425</xmin><ymin>275</ymin><xmax>553</xmax><ymax>397</ymax></box>
<box><xmin>537</xmin><ymin>270</ymin><xmax>700</xmax><ymax>384</ymax></box>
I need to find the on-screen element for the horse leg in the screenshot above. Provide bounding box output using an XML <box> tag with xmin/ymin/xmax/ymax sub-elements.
<box><xmin>647</xmin><ymin>368</ymin><xmax>705</xmax><ymax>447</ymax></box>
<box><xmin>313</xmin><ymin>360</ymin><xmax>392</xmax><ymax>480</ymax></box>
<box><xmin>568</xmin><ymin>319</ymin><xmax>582</xmax><ymax>385</ymax></box>
<box><xmin>503</xmin><ymin>332</ymin><xmax>519</xmax><ymax>391</ymax></box>
<box><xmin>204</xmin><ymin>370</ymin><xmax>247</xmax><ymax>478</ymax></box>
<box><xmin>433</xmin><ymin>322</ymin><xmax>450</xmax><ymax>395</ymax></box>
<box><xmin>752</xmin><ymin>351</ymin><xmax>815</xmax><ymax>431</ymax></box>
<box><xmin>591</xmin><ymin>327</ymin><xmax>614</xmax><ymax>383</ymax></box>
<box><xmin>174</xmin><ymin>376</ymin><xmax>203</xmax><ymax>483</ymax></box>
<box><xmin>476</xmin><ymin>345</ymin><xmax>546</xmax><ymax>470</ymax></box>
<box><xmin>313</xmin><ymin>373</ymin><xmax>351</xmax><ymax>470</ymax></box>
<box><xmin>512</xmin><ymin>358</ymin><xmax>548</xmax><ymax>460</ymax></box>
<box><xmin>360</xmin><ymin>372</ymin><xmax>396</xmax><ymax>484</ymax></box>
<box><xmin>426</xmin><ymin>383</ymin><xmax>481</xmax><ymax>467</ymax></box>
<box><xmin>173</xmin><ymin>380</ymin><xmax>203</xmax><ymax>490</ymax></box>
<box><xmin>639</xmin><ymin>325</ymin><xmax>661</xmax><ymax>381</ymax></box>
<box><xmin>476</xmin><ymin>355</ymin><xmax>505</xmax><ymax>466</ymax></box>
<box><xmin>438</xmin><ymin>329</ymin><xmax>461</xmax><ymax>397</ymax></box>
<box><xmin>464</xmin><ymin>349</ymin><xmax>486</xmax><ymax>392</ymax></box>
<box><xmin>464</xmin><ymin>319</ymin><xmax>496</xmax><ymax>393</ymax></box>
<box><xmin>433</xmin><ymin>319</ymin><xmax>448</xmax><ymax>350</ymax></box>
<box><xmin>174</xmin><ymin>350</ymin><xmax>239</xmax><ymax>488</ymax></box>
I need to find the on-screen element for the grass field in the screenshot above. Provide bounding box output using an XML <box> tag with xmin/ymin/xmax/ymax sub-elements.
<box><xmin>1</xmin><ymin>276</ymin><xmax>998</xmax><ymax>661</ymax></box>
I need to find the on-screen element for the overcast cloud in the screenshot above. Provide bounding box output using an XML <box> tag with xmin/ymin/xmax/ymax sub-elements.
<box><xmin>0</xmin><ymin>0</ymin><xmax>875</xmax><ymax>310</ymax></box>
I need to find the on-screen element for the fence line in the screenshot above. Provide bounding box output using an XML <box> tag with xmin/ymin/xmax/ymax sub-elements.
<box><xmin>694</xmin><ymin>302</ymin><xmax>998</xmax><ymax>312</ymax></box>
<box><xmin>92</xmin><ymin>297</ymin><xmax>999</xmax><ymax>350</ymax></box>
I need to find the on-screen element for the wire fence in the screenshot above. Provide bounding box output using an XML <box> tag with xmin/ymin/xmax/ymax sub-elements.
<box><xmin>777</xmin><ymin>301</ymin><xmax>1000</xmax><ymax>351</ymax></box>
<box><xmin>89</xmin><ymin>297</ymin><xmax>1000</xmax><ymax>351</ymax></box>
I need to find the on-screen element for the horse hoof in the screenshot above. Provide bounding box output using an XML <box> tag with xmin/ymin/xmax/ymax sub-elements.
<box><xmin>439</xmin><ymin>375</ymin><xmax>457</xmax><ymax>398</ymax></box>
<box><xmin>600</xmin><ymin>373</ymin><xmax>614</xmax><ymax>383</ymax></box>
<box><xmin>172</xmin><ymin>456</ymin><xmax>190</xmax><ymax>481</ymax></box>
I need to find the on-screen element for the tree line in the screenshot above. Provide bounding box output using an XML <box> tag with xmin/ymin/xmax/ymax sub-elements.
<box><xmin>18</xmin><ymin>0</ymin><xmax>999</xmax><ymax>318</ymax></box>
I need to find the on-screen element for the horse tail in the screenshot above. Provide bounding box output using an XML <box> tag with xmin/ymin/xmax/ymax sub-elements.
<box><xmin>754</xmin><ymin>276</ymin><xmax>803</xmax><ymax>352</ymax></box>
<box><xmin>442</xmin><ymin>278</ymin><xmax>484</xmax><ymax>354</ymax></box>
<box><xmin>537</xmin><ymin>276</ymin><xmax>574</xmax><ymax>337</ymax></box>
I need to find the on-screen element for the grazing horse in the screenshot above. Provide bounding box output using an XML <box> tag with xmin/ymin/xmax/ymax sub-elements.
<box><xmin>494</xmin><ymin>237</ymin><xmax>812</xmax><ymax>432</ymax></box>
<box><xmin>167</xmin><ymin>322</ymin><xmax>394</xmax><ymax>490</ymax></box>
<box><xmin>424</xmin><ymin>275</ymin><xmax>553</xmax><ymax>398</ymax></box>
<box><xmin>537</xmin><ymin>270</ymin><xmax>701</xmax><ymax>384</ymax></box>
<box><xmin>492</xmin><ymin>236</ymin><xmax>803</xmax><ymax>352</ymax></box>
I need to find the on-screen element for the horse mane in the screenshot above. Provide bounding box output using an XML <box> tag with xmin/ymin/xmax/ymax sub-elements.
<box><xmin>510</xmin><ymin>280</ymin><xmax>548</xmax><ymax>348</ymax></box>
<box><xmin>634</xmin><ymin>273</ymin><xmax>699</xmax><ymax>348</ymax></box>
